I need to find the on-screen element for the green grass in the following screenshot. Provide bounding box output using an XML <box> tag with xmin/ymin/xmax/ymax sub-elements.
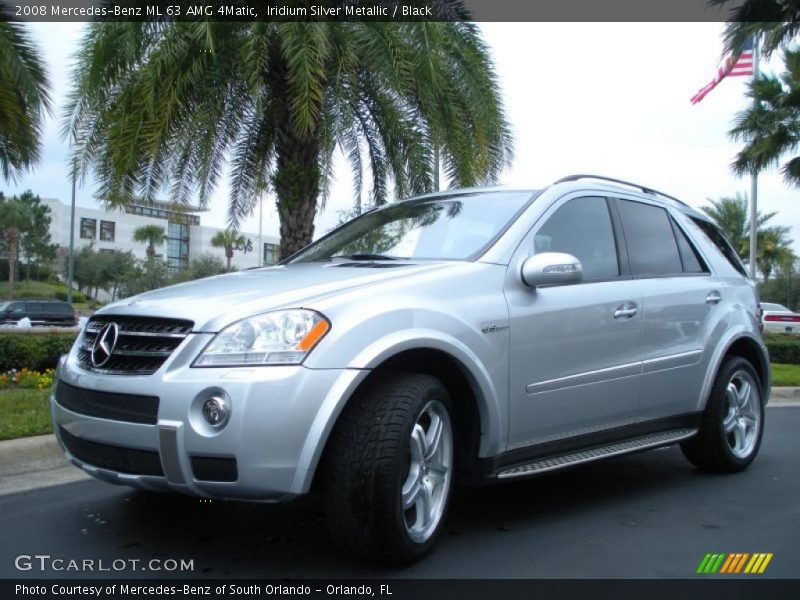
<box><xmin>0</xmin><ymin>388</ymin><xmax>52</xmax><ymax>441</ymax></box>
<box><xmin>771</xmin><ymin>363</ymin><xmax>800</xmax><ymax>387</ymax></box>
<box><xmin>0</xmin><ymin>280</ymin><xmax>69</xmax><ymax>299</ymax></box>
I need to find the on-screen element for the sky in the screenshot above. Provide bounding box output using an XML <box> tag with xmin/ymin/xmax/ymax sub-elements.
<box><xmin>3</xmin><ymin>22</ymin><xmax>799</xmax><ymax>253</ymax></box>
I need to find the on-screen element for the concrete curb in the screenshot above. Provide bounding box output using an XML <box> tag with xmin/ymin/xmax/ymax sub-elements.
<box><xmin>0</xmin><ymin>434</ymin><xmax>91</xmax><ymax>496</ymax></box>
<box><xmin>769</xmin><ymin>386</ymin><xmax>800</xmax><ymax>401</ymax></box>
<box><xmin>0</xmin><ymin>434</ymin><xmax>65</xmax><ymax>478</ymax></box>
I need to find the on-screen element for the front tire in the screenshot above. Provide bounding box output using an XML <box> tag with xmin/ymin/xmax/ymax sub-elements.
<box><xmin>322</xmin><ymin>372</ymin><xmax>454</xmax><ymax>564</ymax></box>
<box><xmin>681</xmin><ymin>356</ymin><xmax>764</xmax><ymax>472</ymax></box>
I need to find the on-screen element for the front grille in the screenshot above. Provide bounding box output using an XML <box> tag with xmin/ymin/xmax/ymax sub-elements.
<box><xmin>77</xmin><ymin>315</ymin><xmax>193</xmax><ymax>375</ymax></box>
<box><xmin>191</xmin><ymin>456</ymin><xmax>239</xmax><ymax>482</ymax></box>
<box><xmin>54</xmin><ymin>380</ymin><xmax>159</xmax><ymax>424</ymax></box>
<box><xmin>59</xmin><ymin>426</ymin><xmax>164</xmax><ymax>477</ymax></box>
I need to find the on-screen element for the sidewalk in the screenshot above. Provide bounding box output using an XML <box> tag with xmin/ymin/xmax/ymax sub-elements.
<box><xmin>2</xmin><ymin>389</ymin><xmax>799</xmax><ymax>497</ymax></box>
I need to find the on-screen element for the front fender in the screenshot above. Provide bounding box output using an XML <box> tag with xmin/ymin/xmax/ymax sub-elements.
<box><xmin>290</xmin><ymin>328</ymin><xmax>507</xmax><ymax>495</ymax></box>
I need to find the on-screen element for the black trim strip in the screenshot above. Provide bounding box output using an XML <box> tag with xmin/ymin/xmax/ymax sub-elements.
<box><xmin>54</xmin><ymin>380</ymin><xmax>160</xmax><ymax>425</ymax></box>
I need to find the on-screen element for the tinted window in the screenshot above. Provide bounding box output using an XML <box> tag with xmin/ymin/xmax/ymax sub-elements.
<box><xmin>25</xmin><ymin>302</ymin><xmax>44</xmax><ymax>314</ymax></box>
<box><xmin>617</xmin><ymin>200</ymin><xmax>682</xmax><ymax>276</ymax></box>
<box><xmin>43</xmin><ymin>302</ymin><xmax>71</xmax><ymax>315</ymax></box>
<box><xmin>671</xmin><ymin>220</ymin><xmax>707</xmax><ymax>273</ymax></box>
<box><xmin>691</xmin><ymin>218</ymin><xmax>748</xmax><ymax>277</ymax></box>
<box><xmin>534</xmin><ymin>196</ymin><xmax>619</xmax><ymax>280</ymax></box>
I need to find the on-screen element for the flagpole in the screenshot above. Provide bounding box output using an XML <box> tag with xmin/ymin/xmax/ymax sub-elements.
<box><xmin>748</xmin><ymin>36</ymin><xmax>760</xmax><ymax>280</ymax></box>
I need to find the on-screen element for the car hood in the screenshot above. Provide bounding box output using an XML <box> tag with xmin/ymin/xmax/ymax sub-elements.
<box><xmin>98</xmin><ymin>261</ymin><xmax>454</xmax><ymax>331</ymax></box>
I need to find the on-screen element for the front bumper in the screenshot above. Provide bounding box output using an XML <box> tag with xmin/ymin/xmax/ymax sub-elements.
<box><xmin>51</xmin><ymin>333</ymin><xmax>368</xmax><ymax>501</ymax></box>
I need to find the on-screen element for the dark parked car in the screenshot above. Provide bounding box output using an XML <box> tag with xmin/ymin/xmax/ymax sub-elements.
<box><xmin>0</xmin><ymin>300</ymin><xmax>77</xmax><ymax>327</ymax></box>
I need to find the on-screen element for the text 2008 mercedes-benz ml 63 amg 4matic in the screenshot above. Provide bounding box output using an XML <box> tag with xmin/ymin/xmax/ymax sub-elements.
<box><xmin>52</xmin><ymin>175</ymin><xmax>770</xmax><ymax>563</ymax></box>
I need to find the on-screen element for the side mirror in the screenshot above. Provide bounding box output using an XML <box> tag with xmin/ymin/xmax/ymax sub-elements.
<box><xmin>521</xmin><ymin>252</ymin><xmax>583</xmax><ymax>288</ymax></box>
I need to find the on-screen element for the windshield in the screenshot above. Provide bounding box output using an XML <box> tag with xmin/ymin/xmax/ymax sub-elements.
<box><xmin>289</xmin><ymin>191</ymin><xmax>535</xmax><ymax>263</ymax></box>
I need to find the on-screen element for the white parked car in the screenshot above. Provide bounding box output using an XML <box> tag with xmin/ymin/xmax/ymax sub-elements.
<box><xmin>760</xmin><ymin>302</ymin><xmax>800</xmax><ymax>335</ymax></box>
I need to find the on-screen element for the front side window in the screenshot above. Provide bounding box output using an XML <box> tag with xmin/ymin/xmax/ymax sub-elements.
<box><xmin>534</xmin><ymin>196</ymin><xmax>619</xmax><ymax>280</ymax></box>
<box><xmin>617</xmin><ymin>200</ymin><xmax>683</xmax><ymax>276</ymax></box>
<box><xmin>80</xmin><ymin>218</ymin><xmax>96</xmax><ymax>240</ymax></box>
<box><xmin>290</xmin><ymin>191</ymin><xmax>534</xmax><ymax>263</ymax></box>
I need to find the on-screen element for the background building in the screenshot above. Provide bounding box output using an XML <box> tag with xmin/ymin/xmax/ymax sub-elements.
<box><xmin>42</xmin><ymin>197</ymin><xmax>281</xmax><ymax>272</ymax></box>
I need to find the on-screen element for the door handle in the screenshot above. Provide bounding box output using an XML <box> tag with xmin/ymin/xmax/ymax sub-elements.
<box><xmin>706</xmin><ymin>291</ymin><xmax>722</xmax><ymax>305</ymax></box>
<box><xmin>614</xmin><ymin>303</ymin><xmax>637</xmax><ymax>319</ymax></box>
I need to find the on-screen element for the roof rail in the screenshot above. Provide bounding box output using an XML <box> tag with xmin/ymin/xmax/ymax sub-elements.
<box><xmin>553</xmin><ymin>174</ymin><xmax>690</xmax><ymax>208</ymax></box>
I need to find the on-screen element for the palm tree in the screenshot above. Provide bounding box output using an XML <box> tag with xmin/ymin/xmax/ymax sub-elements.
<box><xmin>758</xmin><ymin>226</ymin><xmax>795</xmax><ymax>281</ymax></box>
<box><xmin>0</xmin><ymin>19</ymin><xmax>52</xmax><ymax>182</ymax></box>
<box><xmin>712</xmin><ymin>1</ymin><xmax>799</xmax><ymax>59</ymax></box>
<box><xmin>702</xmin><ymin>193</ymin><xmax>794</xmax><ymax>279</ymax></box>
<box><xmin>728</xmin><ymin>49</ymin><xmax>800</xmax><ymax>187</ymax></box>
<box><xmin>132</xmin><ymin>225</ymin><xmax>166</xmax><ymax>259</ymax></box>
<box><xmin>211</xmin><ymin>229</ymin><xmax>246</xmax><ymax>272</ymax></box>
<box><xmin>62</xmin><ymin>18</ymin><xmax>513</xmax><ymax>259</ymax></box>
<box><xmin>0</xmin><ymin>196</ymin><xmax>32</xmax><ymax>292</ymax></box>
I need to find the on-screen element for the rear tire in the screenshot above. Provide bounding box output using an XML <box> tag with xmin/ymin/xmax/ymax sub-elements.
<box><xmin>322</xmin><ymin>372</ymin><xmax>454</xmax><ymax>565</ymax></box>
<box><xmin>681</xmin><ymin>356</ymin><xmax>764</xmax><ymax>472</ymax></box>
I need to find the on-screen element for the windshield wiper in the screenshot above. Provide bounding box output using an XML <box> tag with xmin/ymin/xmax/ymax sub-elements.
<box><xmin>330</xmin><ymin>253</ymin><xmax>402</xmax><ymax>261</ymax></box>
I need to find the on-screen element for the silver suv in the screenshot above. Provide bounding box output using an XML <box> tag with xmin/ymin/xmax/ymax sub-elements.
<box><xmin>52</xmin><ymin>175</ymin><xmax>770</xmax><ymax>563</ymax></box>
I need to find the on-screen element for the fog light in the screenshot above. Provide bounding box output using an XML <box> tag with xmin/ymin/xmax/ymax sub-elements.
<box><xmin>202</xmin><ymin>395</ymin><xmax>230</xmax><ymax>428</ymax></box>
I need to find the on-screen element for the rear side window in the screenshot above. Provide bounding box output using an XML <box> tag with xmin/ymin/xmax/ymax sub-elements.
<box><xmin>534</xmin><ymin>196</ymin><xmax>619</xmax><ymax>280</ymax></box>
<box><xmin>691</xmin><ymin>218</ymin><xmax>748</xmax><ymax>277</ymax></box>
<box><xmin>670</xmin><ymin>219</ymin><xmax>707</xmax><ymax>273</ymax></box>
<box><xmin>44</xmin><ymin>303</ymin><xmax>70</xmax><ymax>315</ymax></box>
<box><xmin>616</xmin><ymin>200</ymin><xmax>682</xmax><ymax>276</ymax></box>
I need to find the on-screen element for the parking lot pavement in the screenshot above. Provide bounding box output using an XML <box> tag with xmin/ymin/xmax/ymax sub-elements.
<box><xmin>1</xmin><ymin>406</ymin><xmax>798</xmax><ymax>579</ymax></box>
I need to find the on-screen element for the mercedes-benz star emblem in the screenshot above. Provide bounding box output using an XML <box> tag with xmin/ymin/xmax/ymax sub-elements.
<box><xmin>91</xmin><ymin>322</ymin><xmax>119</xmax><ymax>368</ymax></box>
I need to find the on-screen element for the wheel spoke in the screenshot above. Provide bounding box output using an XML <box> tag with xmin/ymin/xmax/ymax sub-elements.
<box><xmin>723</xmin><ymin>412</ymin><xmax>737</xmax><ymax>433</ymax></box>
<box><xmin>737</xmin><ymin>381</ymin><xmax>751</xmax><ymax>409</ymax></box>
<box><xmin>402</xmin><ymin>472</ymin><xmax>422</xmax><ymax>510</ymax></box>
<box><xmin>742</xmin><ymin>413</ymin><xmax>758</xmax><ymax>429</ymax></box>
<box><xmin>733</xmin><ymin>419</ymin><xmax>747</xmax><ymax>450</ymax></box>
<box><xmin>417</xmin><ymin>480</ymin><xmax>434</xmax><ymax>527</ymax></box>
<box><xmin>410</xmin><ymin>424</ymin><xmax>426</xmax><ymax>463</ymax></box>
<box><xmin>725</xmin><ymin>383</ymin><xmax>739</xmax><ymax>408</ymax></box>
<box><xmin>428</xmin><ymin>465</ymin><xmax>447</xmax><ymax>484</ymax></box>
<box><xmin>425</xmin><ymin>414</ymin><xmax>444</xmax><ymax>461</ymax></box>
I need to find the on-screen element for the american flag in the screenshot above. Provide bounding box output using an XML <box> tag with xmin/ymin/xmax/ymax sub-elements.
<box><xmin>690</xmin><ymin>39</ymin><xmax>754</xmax><ymax>105</ymax></box>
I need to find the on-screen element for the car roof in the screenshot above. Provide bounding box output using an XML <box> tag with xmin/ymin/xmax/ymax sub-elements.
<box><xmin>395</xmin><ymin>175</ymin><xmax>709</xmax><ymax>222</ymax></box>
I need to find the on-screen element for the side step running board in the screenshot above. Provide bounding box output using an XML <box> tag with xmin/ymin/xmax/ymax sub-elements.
<box><xmin>496</xmin><ymin>428</ymin><xmax>697</xmax><ymax>479</ymax></box>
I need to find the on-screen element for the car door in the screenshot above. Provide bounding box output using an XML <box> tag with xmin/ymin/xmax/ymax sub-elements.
<box><xmin>505</xmin><ymin>195</ymin><xmax>643</xmax><ymax>449</ymax></box>
<box><xmin>613</xmin><ymin>198</ymin><xmax>725</xmax><ymax>420</ymax></box>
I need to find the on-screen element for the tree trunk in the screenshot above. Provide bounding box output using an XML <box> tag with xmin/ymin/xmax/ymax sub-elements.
<box><xmin>268</xmin><ymin>54</ymin><xmax>322</xmax><ymax>261</ymax></box>
<box><xmin>7</xmin><ymin>228</ymin><xmax>18</xmax><ymax>294</ymax></box>
<box><xmin>147</xmin><ymin>243</ymin><xmax>155</xmax><ymax>258</ymax></box>
<box><xmin>226</xmin><ymin>247</ymin><xmax>233</xmax><ymax>272</ymax></box>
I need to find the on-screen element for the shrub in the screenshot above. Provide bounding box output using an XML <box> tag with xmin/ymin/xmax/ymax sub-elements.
<box><xmin>54</xmin><ymin>289</ymin><xmax>87</xmax><ymax>303</ymax></box>
<box><xmin>763</xmin><ymin>334</ymin><xmax>800</xmax><ymax>365</ymax></box>
<box><xmin>0</xmin><ymin>331</ymin><xmax>78</xmax><ymax>372</ymax></box>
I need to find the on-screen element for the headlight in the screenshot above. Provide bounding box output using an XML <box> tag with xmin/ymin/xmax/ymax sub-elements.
<box><xmin>193</xmin><ymin>310</ymin><xmax>330</xmax><ymax>367</ymax></box>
